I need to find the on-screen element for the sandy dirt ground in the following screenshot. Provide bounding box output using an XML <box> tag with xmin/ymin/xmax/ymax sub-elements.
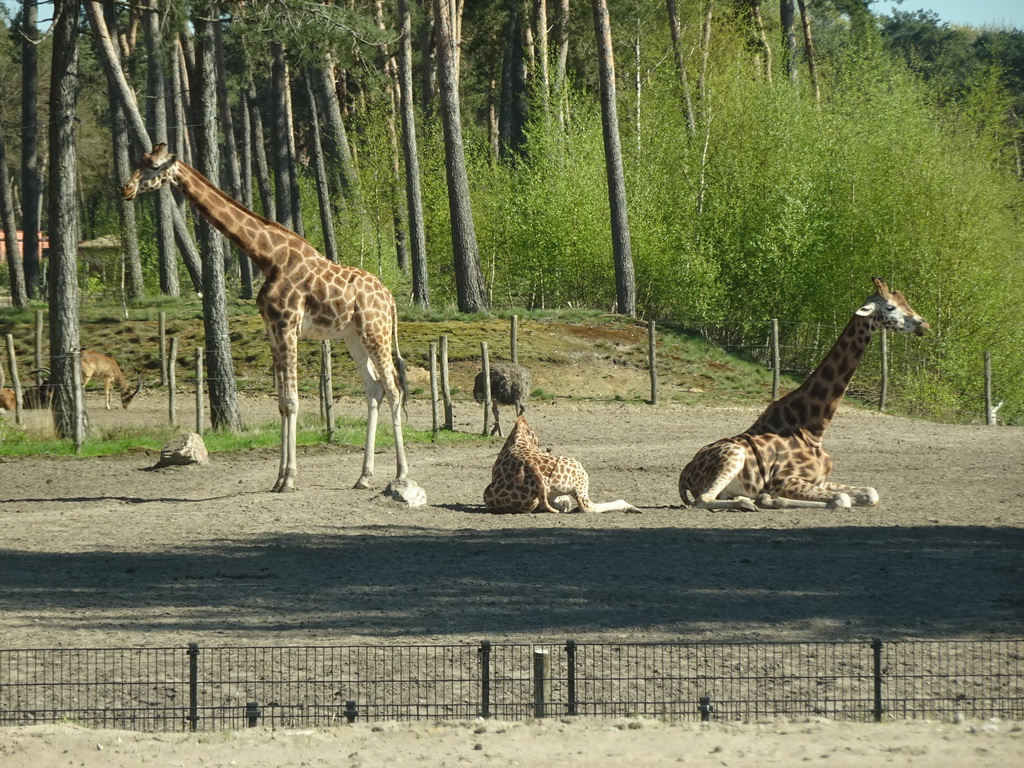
<box><xmin>1</xmin><ymin>393</ymin><xmax>1022</xmax><ymax>765</ymax></box>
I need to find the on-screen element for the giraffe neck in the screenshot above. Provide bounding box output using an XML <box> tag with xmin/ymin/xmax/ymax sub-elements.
<box><xmin>171</xmin><ymin>162</ymin><xmax>309</xmax><ymax>277</ymax></box>
<box><xmin>751</xmin><ymin>312</ymin><xmax>875</xmax><ymax>440</ymax></box>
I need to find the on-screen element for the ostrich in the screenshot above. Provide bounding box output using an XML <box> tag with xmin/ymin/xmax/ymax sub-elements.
<box><xmin>474</xmin><ymin>362</ymin><xmax>532</xmax><ymax>437</ymax></box>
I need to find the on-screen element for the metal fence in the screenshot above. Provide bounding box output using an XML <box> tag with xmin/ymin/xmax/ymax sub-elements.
<box><xmin>1</xmin><ymin>638</ymin><xmax>1020</xmax><ymax>731</ymax></box>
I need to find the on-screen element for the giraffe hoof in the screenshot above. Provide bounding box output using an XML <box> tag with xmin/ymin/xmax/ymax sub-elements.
<box><xmin>828</xmin><ymin>493</ymin><xmax>852</xmax><ymax>510</ymax></box>
<box><xmin>353</xmin><ymin>477</ymin><xmax>371</xmax><ymax>490</ymax></box>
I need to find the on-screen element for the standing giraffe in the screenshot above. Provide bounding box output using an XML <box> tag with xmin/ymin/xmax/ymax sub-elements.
<box><xmin>123</xmin><ymin>144</ymin><xmax>424</xmax><ymax>502</ymax></box>
<box><xmin>484</xmin><ymin>414</ymin><xmax>640</xmax><ymax>513</ymax></box>
<box><xmin>679</xmin><ymin>277</ymin><xmax>929</xmax><ymax>511</ymax></box>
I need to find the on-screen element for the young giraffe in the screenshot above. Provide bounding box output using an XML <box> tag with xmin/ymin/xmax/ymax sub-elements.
<box><xmin>679</xmin><ymin>277</ymin><xmax>929</xmax><ymax>511</ymax></box>
<box><xmin>484</xmin><ymin>415</ymin><xmax>640</xmax><ymax>513</ymax></box>
<box><xmin>122</xmin><ymin>144</ymin><xmax>424</xmax><ymax>503</ymax></box>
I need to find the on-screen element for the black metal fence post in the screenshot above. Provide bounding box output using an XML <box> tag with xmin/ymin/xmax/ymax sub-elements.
<box><xmin>246</xmin><ymin>701</ymin><xmax>261</xmax><ymax>727</ymax></box>
<box><xmin>699</xmin><ymin>695</ymin><xmax>713</xmax><ymax>722</ymax></box>
<box><xmin>344</xmin><ymin>700</ymin><xmax>358</xmax><ymax>723</ymax></box>
<box><xmin>479</xmin><ymin>641</ymin><xmax>492</xmax><ymax>719</ymax></box>
<box><xmin>565</xmin><ymin>640</ymin><xmax>578</xmax><ymax>716</ymax></box>
<box><xmin>872</xmin><ymin>638</ymin><xmax>884</xmax><ymax>722</ymax></box>
<box><xmin>187</xmin><ymin>643</ymin><xmax>199</xmax><ymax>731</ymax></box>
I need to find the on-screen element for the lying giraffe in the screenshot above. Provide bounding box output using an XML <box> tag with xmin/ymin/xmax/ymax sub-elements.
<box><xmin>484</xmin><ymin>415</ymin><xmax>640</xmax><ymax>514</ymax></box>
<box><xmin>679</xmin><ymin>277</ymin><xmax>929</xmax><ymax>511</ymax></box>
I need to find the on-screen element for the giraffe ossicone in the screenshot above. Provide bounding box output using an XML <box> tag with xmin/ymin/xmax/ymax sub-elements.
<box><xmin>679</xmin><ymin>277</ymin><xmax>929</xmax><ymax>512</ymax></box>
<box><xmin>123</xmin><ymin>144</ymin><xmax>424</xmax><ymax>504</ymax></box>
<box><xmin>483</xmin><ymin>415</ymin><xmax>640</xmax><ymax>514</ymax></box>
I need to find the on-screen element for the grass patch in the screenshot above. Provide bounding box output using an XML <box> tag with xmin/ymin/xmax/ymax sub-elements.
<box><xmin>0</xmin><ymin>414</ymin><xmax>482</xmax><ymax>459</ymax></box>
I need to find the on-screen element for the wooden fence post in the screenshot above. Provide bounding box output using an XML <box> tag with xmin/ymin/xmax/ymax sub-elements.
<box><xmin>439</xmin><ymin>335</ymin><xmax>453</xmax><ymax>430</ymax></box>
<box><xmin>429</xmin><ymin>341</ymin><xmax>439</xmax><ymax>437</ymax></box>
<box><xmin>648</xmin><ymin>319</ymin><xmax>657</xmax><ymax>405</ymax></box>
<box><xmin>195</xmin><ymin>348</ymin><xmax>204</xmax><ymax>435</ymax></box>
<box><xmin>984</xmin><ymin>351</ymin><xmax>994</xmax><ymax>426</ymax></box>
<box><xmin>321</xmin><ymin>341</ymin><xmax>335</xmax><ymax>442</ymax></box>
<box><xmin>159</xmin><ymin>311</ymin><xmax>167</xmax><ymax>386</ymax></box>
<box><xmin>480</xmin><ymin>342</ymin><xmax>491</xmax><ymax>436</ymax></box>
<box><xmin>879</xmin><ymin>329</ymin><xmax>888</xmax><ymax>412</ymax></box>
<box><xmin>510</xmin><ymin>315</ymin><xmax>518</xmax><ymax>364</ymax></box>
<box><xmin>34</xmin><ymin>310</ymin><xmax>44</xmax><ymax>386</ymax></box>
<box><xmin>533</xmin><ymin>649</ymin><xmax>551</xmax><ymax>718</ymax></box>
<box><xmin>167</xmin><ymin>337</ymin><xmax>177</xmax><ymax>427</ymax></box>
<box><xmin>5</xmin><ymin>334</ymin><xmax>23</xmax><ymax>425</ymax></box>
<box><xmin>770</xmin><ymin>318</ymin><xmax>780</xmax><ymax>401</ymax></box>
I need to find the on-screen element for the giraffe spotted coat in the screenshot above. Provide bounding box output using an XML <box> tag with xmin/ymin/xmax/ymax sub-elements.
<box><xmin>484</xmin><ymin>416</ymin><xmax>639</xmax><ymax>514</ymax></box>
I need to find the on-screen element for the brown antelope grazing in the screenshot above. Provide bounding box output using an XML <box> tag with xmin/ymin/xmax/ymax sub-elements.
<box><xmin>0</xmin><ymin>388</ymin><xmax>15</xmax><ymax>413</ymax></box>
<box><xmin>81</xmin><ymin>350</ymin><xmax>142</xmax><ymax>409</ymax></box>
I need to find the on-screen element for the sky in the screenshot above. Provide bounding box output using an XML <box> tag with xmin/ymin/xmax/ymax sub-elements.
<box><xmin>871</xmin><ymin>0</ymin><xmax>1024</xmax><ymax>29</ymax></box>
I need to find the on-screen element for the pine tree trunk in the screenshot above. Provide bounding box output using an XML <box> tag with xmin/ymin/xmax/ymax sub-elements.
<box><xmin>270</xmin><ymin>42</ymin><xmax>294</xmax><ymax>230</ymax></box>
<box><xmin>142</xmin><ymin>0</ymin><xmax>179</xmax><ymax>297</ymax></box>
<box><xmin>245</xmin><ymin>85</ymin><xmax>276</xmax><ymax>221</ymax></box>
<box><xmin>554</xmin><ymin>0</ymin><xmax>570</xmax><ymax>127</ymax></box>
<box><xmin>797</xmin><ymin>0</ymin><xmax>821</xmax><ymax>102</ymax></box>
<box><xmin>417</xmin><ymin>0</ymin><xmax>437</xmax><ymax>115</ymax></box>
<box><xmin>193</xmin><ymin>2</ymin><xmax>241</xmax><ymax>432</ymax></box>
<box><xmin>48</xmin><ymin>0</ymin><xmax>86</xmax><ymax>443</ymax></box>
<box><xmin>781</xmin><ymin>0</ymin><xmax>798</xmax><ymax>83</ymax></box>
<box><xmin>237</xmin><ymin>88</ymin><xmax>255</xmax><ymax>298</ymax></box>
<box><xmin>21</xmin><ymin>0</ymin><xmax>42</xmax><ymax>300</ymax></box>
<box><xmin>111</xmin><ymin>101</ymin><xmax>145</xmax><ymax>299</ymax></box>
<box><xmin>316</xmin><ymin>61</ymin><xmax>361</xmax><ymax>209</ymax></box>
<box><xmin>0</xmin><ymin>116</ymin><xmax>27</xmax><ymax>307</ymax></box>
<box><xmin>398</xmin><ymin>0</ymin><xmax>430</xmax><ymax>308</ymax></box>
<box><xmin>304</xmin><ymin>74</ymin><xmax>339</xmax><ymax>263</ymax></box>
<box><xmin>665</xmin><ymin>0</ymin><xmax>696</xmax><ymax>135</ymax></box>
<box><xmin>435</xmin><ymin>0</ymin><xmax>487</xmax><ymax>313</ymax></box>
<box><xmin>592</xmin><ymin>0</ymin><xmax>636</xmax><ymax>317</ymax></box>
<box><xmin>83</xmin><ymin>0</ymin><xmax>204</xmax><ymax>294</ymax></box>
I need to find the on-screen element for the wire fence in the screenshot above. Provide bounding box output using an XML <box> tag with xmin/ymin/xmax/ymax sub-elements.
<box><xmin>1</xmin><ymin>638</ymin><xmax>1020</xmax><ymax>731</ymax></box>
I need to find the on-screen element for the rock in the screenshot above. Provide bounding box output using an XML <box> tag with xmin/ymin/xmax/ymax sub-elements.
<box><xmin>382</xmin><ymin>478</ymin><xmax>427</xmax><ymax>508</ymax></box>
<box><xmin>154</xmin><ymin>432</ymin><xmax>210</xmax><ymax>468</ymax></box>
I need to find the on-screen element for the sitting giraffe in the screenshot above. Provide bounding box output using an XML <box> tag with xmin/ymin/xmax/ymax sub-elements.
<box><xmin>484</xmin><ymin>415</ymin><xmax>640</xmax><ymax>514</ymax></box>
<box><xmin>679</xmin><ymin>277</ymin><xmax>929</xmax><ymax>511</ymax></box>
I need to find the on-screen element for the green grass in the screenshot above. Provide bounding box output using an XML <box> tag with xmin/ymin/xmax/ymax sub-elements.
<box><xmin>0</xmin><ymin>414</ymin><xmax>481</xmax><ymax>459</ymax></box>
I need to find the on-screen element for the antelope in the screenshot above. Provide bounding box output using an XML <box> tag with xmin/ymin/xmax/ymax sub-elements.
<box><xmin>0</xmin><ymin>364</ymin><xmax>13</xmax><ymax>412</ymax></box>
<box><xmin>81</xmin><ymin>350</ymin><xmax>143</xmax><ymax>409</ymax></box>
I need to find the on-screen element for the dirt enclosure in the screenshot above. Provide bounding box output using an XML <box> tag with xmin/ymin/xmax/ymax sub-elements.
<box><xmin>1</xmin><ymin>395</ymin><xmax>1022</xmax><ymax>766</ymax></box>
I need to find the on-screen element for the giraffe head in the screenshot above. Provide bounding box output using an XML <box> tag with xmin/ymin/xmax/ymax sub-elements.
<box><xmin>121</xmin><ymin>144</ymin><xmax>179</xmax><ymax>201</ymax></box>
<box><xmin>856</xmin><ymin>277</ymin><xmax>930</xmax><ymax>336</ymax></box>
<box><xmin>507</xmin><ymin>414</ymin><xmax>541</xmax><ymax>450</ymax></box>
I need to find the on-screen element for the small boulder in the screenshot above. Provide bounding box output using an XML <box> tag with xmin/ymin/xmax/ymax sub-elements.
<box><xmin>154</xmin><ymin>432</ymin><xmax>210</xmax><ymax>468</ymax></box>
<box><xmin>382</xmin><ymin>478</ymin><xmax>427</xmax><ymax>508</ymax></box>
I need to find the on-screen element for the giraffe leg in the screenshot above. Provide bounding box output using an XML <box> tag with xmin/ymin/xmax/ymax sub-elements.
<box><xmin>757</xmin><ymin>478</ymin><xmax>852</xmax><ymax>510</ymax></box>
<box><xmin>270</xmin><ymin>328</ymin><xmax>300</xmax><ymax>493</ymax></box>
<box><xmin>822</xmin><ymin>481</ymin><xmax>878</xmax><ymax>507</ymax></box>
<box><xmin>680</xmin><ymin>443</ymin><xmax>758</xmax><ymax>512</ymax></box>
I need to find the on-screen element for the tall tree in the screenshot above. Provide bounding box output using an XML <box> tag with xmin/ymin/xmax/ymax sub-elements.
<box><xmin>20</xmin><ymin>0</ymin><xmax>42</xmax><ymax>299</ymax></box>
<box><xmin>0</xmin><ymin>115</ymin><xmax>27</xmax><ymax>308</ymax></box>
<box><xmin>270</xmin><ymin>42</ymin><xmax>295</xmax><ymax>230</ymax></box>
<box><xmin>591</xmin><ymin>0</ymin><xmax>636</xmax><ymax>317</ymax></box>
<box><xmin>142</xmin><ymin>0</ymin><xmax>179</xmax><ymax>297</ymax></box>
<box><xmin>797</xmin><ymin>0</ymin><xmax>821</xmax><ymax>102</ymax></box>
<box><xmin>193</xmin><ymin>2</ymin><xmax>241</xmax><ymax>432</ymax></box>
<box><xmin>398</xmin><ymin>0</ymin><xmax>430</xmax><ymax>308</ymax></box>
<box><xmin>781</xmin><ymin>0</ymin><xmax>798</xmax><ymax>83</ymax></box>
<box><xmin>435</xmin><ymin>0</ymin><xmax>487</xmax><ymax>312</ymax></box>
<box><xmin>304</xmin><ymin>74</ymin><xmax>340</xmax><ymax>263</ymax></box>
<box><xmin>245</xmin><ymin>85</ymin><xmax>276</xmax><ymax>221</ymax></box>
<box><xmin>47</xmin><ymin>0</ymin><xmax>86</xmax><ymax>443</ymax></box>
<box><xmin>666</xmin><ymin>0</ymin><xmax>696</xmax><ymax>135</ymax></box>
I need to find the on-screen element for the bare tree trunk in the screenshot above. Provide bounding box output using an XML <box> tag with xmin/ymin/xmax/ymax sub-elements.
<box><xmin>750</xmin><ymin>0</ymin><xmax>773</xmax><ymax>83</ymax></box>
<box><xmin>237</xmin><ymin>88</ymin><xmax>255</xmax><ymax>299</ymax></box>
<box><xmin>665</xmin><ymin>0</ymin><xmax>696</xmax><ymax>135</ymax></box>
<box><xmin>554</xmin><ymin>0</ymin><xmax>570</xmax><ymax>128</ymax></box>
<box><xmin>398</xmin><ymin>0</ymin><xmax>430</xmax><ymax>308</ymax></box>
<box><xmin>316</xmin><ymin>61</ymin><xmax>361</xmax><ymax>209</ymax></box>
<box><xmin>304</xmin><ymin>74</ymin><xmax>339</xmax><ymax>263</ymax></box>
<box><xmin>535</xmin><ymin>0</ymin><xmax>551</xmax><ymax>120</ymax></box>
<box><xmin>435</xmin><ymin>0</ymin><xmax>487</xmax><ymax>313</ymax></box>
<box><xmin>245</xmin><ymin>85</ymin><xmax>276</xmax><ymax>221</ymax></box>
<box><xmin>417</xmin><ymin>0</ymin><xmax>437</xmax><ymax>115</ymax></box>
<box><xmin>111</xmin><ymin>100</ymin><xmax>145</xmax><ymax>299</ymax></box>
<box><xmin>374</xmin><ymin>0</ymin><xmax>410</xmax><ymax>273</ymax></box>
<box><xmin>48</xmin><ymin>0</ymin><xmax>86</xmax><ymax>443</ymax></box>
<box><xmin>193</xmin><ymin>2</ymin><xmax>241</xmax><ymax>432</ymax></box>
<box><xmin>797</xmin><ymin>0</ymin><xmax>821</xmax><ymax>102</ymax></box>
<box><xmin>0</xmin><ymin>117</ymin><xmax>27</xmax><ymax>307</ymax></box>
<box><xmin>213</xmin><ymin>15</ymin><xmax>249</xmax><ymax>290</ymax></box>
<box><xmin>592</xmin><ymin>0</ymin><xmax>636</xmax><ymax>317</ymax></box>
<box><xmin>498</xmin><ymin>10</ymin><xmax>528</xmax><ymax>160</ymax></box>
<box><xmin>698</xmin><ymin>0</ymin><xmax>713</xmax><ymax>105</ymax></box>
<box><xmin>781</xmin><ymin>0</ymin><xmax>798</xmax><ymax>83</ymax></box>
<box><xmin>83</xmin><ymin>0</ymin><xmax>204</xmax><ymax>294</ymax></box>
<box><xmin>170</xmin><ymin>38</ymin><xmax>192</xmax><ymax>166</ymax></box>
<box><xmin>269</xmin><ymin>43</ymin><xmax>294</xmax><ymax>230</ymax></box>
<box><xmin>143</xmin><ymin>0</ymin><xmax>179</xmax><ymax>297</ymax></box>
<box><xmin>21</xmin><ymin>0</ymin><xmax>42</xmax><ymax>300</ymax></box>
